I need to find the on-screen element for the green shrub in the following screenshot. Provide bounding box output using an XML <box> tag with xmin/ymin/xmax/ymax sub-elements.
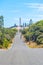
<box><xmin>22</xmin><ymin>30</ymin><xmax>26</xmax><ymax>34</ymax></box>
<box><xmin>0</xmin><ymin>45</ymin><xmax>2</xmax><ymax>48</ymax></box>
<box><xmin>21</xmin><ymin>20</ymin><xmax>43</xmax><ymax>45</ymax></box>
<box><xmin>24</xmin><ymin>32</ymin><xmax>33</xmax><ymax>41</ymax></box>
<box><xmin>37</xmin><ymin>35</ymin><xmax>43</xmax><ymax>44</ymax></box>
<box><xmin>24</xmin><ymin>33</ymin><xmax>29</xmax><ymax>41</ymax></box>
<box><xmin>3</xmin><ymin>38</ymin><xmax>9</xmax><ymax>48</ymax></box>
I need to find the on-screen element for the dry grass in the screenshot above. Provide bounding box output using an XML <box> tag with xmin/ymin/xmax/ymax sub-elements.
<box><xmin>22</xmin><ymin>35</ymin><xmax>43</xmax><ymax>48</ymax></box>
<box><xmin>26</xmin><ymin>41</ymin><xmax>43</xmax><ymax>48</ymax></box>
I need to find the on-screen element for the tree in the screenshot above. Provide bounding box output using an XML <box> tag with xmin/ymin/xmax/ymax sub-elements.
<box><xmin>29</xmin><ymin>19</ymin><xmax>33</xmax><ymax>44</ymax></box>
<box><xmin>0</xmin><ymin>16</ymin><xmax>4</xmax><ymax>45</ymax></box>
<box><xmin>0</xmin><ymin>16</ymin><xmax>4</xmax><ymax>28</ymax></box>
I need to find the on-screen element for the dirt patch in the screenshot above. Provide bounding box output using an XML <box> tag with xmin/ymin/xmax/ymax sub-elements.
<box><xmin>26</xmin><ymin>41</ymin><xmax>43</xmax><ymax>48</ymax></box>
<box><xmin>22</xmin><ymin>35</ymin><xmax>43</xmax><ymax>48</ymax></box>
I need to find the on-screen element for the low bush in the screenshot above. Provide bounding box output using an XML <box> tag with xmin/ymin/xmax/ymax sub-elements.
<box><xmin>0</xmin><ymin>28</ymin><xmax>17</xmax><ymax>48</ymax></box>
<box><xmin>37</xmin><ymin>35</ymin><xmax>43</xmax><ymax>44</ymax></box>
<box><xmin>3</xmin><ymin>38</ymin><xmax>9</xmax><ymax>48</ymax></box>
<box><xmin>21</xmin><ymin>20</ymin><xmax>43</xmax><ymax>45</ymax></box>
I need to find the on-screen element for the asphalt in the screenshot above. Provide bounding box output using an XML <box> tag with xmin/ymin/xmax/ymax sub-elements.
<box><xmin>0</xmin><ymin>31</ymin><xmax>43</xmax><ymax>65</ymax></box>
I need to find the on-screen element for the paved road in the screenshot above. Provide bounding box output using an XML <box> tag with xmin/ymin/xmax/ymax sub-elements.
<box><xmin>0</xmin><ymin>32</ymin><xmax>43</xmax><ymax>65</ymax></box>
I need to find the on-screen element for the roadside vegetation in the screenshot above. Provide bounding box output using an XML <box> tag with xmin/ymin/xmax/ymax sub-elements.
<box><xmin>0</xmin><ymin>16</ymin><xmax>17</xmax><ymax>49</ymax></box>
<box><xmin>21</xmin><ymin>20</ymin><xmax>43</xmax><ymax>48</ymax></box>
<box><xmin>0</xmin><ymin>27</ymin><xmax>17</xmax><ymax>49</ymax></box>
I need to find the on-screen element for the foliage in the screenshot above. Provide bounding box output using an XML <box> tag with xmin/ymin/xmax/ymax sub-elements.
<box><xmin>3</xmin><ymin>38</ymin><xmax>9</xmax><ymax>48</ymax></box>
<box><xmin>0</xmin><ymin>16</ymin><xmax>17</xmax><ymax>48</ymax></box>
<box><xmin>21</xmin><ymin>20</ymin><xmax>43</xmax><ymax>45</ymax></box>
<box><xmin>36</xmin><ymin>34</ymin><xmax>43</xmax><ymax>44</ymax></box>
<box><xmin>0</xmin><ymin>27</ymin><xmax>17</xmax><ymax>48</ymax></box>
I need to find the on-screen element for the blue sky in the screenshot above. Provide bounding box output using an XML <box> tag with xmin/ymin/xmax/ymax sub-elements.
<box><xmin>0</xmin><ymin>0</ymin><xmax>43</xmax><ymax>27</ymax></box>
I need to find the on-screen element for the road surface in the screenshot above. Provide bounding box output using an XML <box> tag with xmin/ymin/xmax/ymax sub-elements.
<box><xmin>0</xmin><ymin>31</ymin><xmax>43</xmax><ymax>65</ymax></box>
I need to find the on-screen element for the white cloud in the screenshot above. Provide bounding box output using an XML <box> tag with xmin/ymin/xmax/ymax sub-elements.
<box><xmin>14</xmin><ymin>18</ymin><xmax>29</xmax><ymax>22</ymax></box>
<box><xmin>24</xmin><ymin>3</ymin><xmax>43</xmax><ymax>12</ymax></box>
<box><xmin>9</xmin><ymin>10</ymin><xmax>19</xmax><ymax>13</ymax></box>
<box><xmin>30</xmin><ymin>14</ymin><xmax>43</xmax><ymax>17</ymax></box>
<box><xmin>0</xmin><ymin>10</ymin><xmax>19</xmax><ymax>13</ymax></box>
<box><xmin>21</xmin><ymin>18</ymin><xmax>29</xmax><ymax>21</ymax></box>
<box><xmin>13</xmin><ymin>17</ymin><xmax>30</xmax><ymax>25</ymax></box>
<box><xmin>38</xmin><ymin>14</ymin><xmax>43</xmax><ymax>17</ymax></box>
<box><xmin>24</xmin><ymin>3</ymin><xmax>43</xmax><ymax>19</ymax></box>
<box><xmin>14</xmin><ymin>18</ymin><xmax>19</xmax><ymax>21</ymax></box>
<box><xmin>24</xmin><ymin>3</ymin><xmax>43</xmax><ymax>9</ymax></box>
<box><xmin>30</xmin><ymin>14</ymin><xmax>43</xmax><ymax>23</ymax></box>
